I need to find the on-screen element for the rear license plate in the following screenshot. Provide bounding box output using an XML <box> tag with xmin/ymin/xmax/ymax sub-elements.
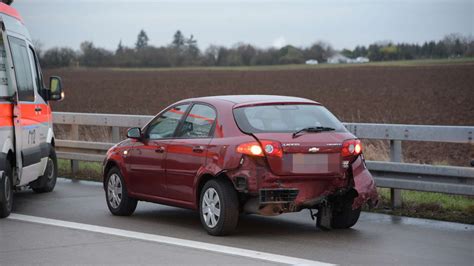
<box><xmin>291</xmin><ymin>153</ymin><xmax>329</xmax><ymax>174</ymax></box>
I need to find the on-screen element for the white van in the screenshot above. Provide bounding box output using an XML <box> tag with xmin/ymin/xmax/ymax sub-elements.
<box><xmin>0</xmin><ymin>1</ymin><xmax>64</xmax><ymax>218</ymax></box>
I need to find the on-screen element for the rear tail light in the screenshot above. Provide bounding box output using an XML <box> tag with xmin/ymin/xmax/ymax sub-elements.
<box><xmin>341</xmin><ymin>139</ymin><xmax>362</xmax><ymax>158</ymax></box>
<box><xmin>237</xmin><ymin>142</ymin><xmax>263</xmax><ymax>156</ymax></box>
<box><xmin>260</xmin><ymin>140</ymin><xmax>283</xmax><ymax>157</ymax></box>
<box><xmin>237</xmin><ymin>140</ymin><xmax>283</xmax><ymax>157</ymax></box>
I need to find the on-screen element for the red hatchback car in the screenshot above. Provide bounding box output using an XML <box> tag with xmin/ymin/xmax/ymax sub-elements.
<box><xmin>103</xmin><ymin>95</ymin><xmax>378</xmax><ymax>235</ymax></box>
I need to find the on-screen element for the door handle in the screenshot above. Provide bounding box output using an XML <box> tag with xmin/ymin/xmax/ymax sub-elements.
<box><xmin>155</xmin><ymin>146</ymin><xmax>165</xmax><ymax>153</ymax></box>
<box><xmin>35</xmin><ymin>107</ymin><xmax>42</xmax><ymax>112</ymax></box>
<box><xmin>193</xmin><ymin>146</ymin><xmax>205</xmax><ymax>153</ymax></box>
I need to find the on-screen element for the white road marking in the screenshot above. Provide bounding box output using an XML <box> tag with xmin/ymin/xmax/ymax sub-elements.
<box><xmin>8</xmin><ymin>213</ymin><xmax>333</xmax><ymax>266</ymax></box>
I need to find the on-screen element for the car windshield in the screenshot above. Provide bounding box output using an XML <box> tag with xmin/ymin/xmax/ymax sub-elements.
<box><xmin>233</xmin><ymin>104</ymin><xmax>346</xmax><ymax>134</ymax></box>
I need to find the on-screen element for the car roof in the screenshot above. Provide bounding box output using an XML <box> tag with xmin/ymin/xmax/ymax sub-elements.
<box><xmin>184</xmin><ymin>95</ymin><xmax>320</xmax><ymax>106</ymax></box>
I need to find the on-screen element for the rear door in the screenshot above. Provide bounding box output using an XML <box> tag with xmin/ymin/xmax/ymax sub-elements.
<box><xmin>126</xmin><ymin>104</ymin><xmax>190</xmax><ymax>198</ymax></box>
<box><xmin>165</xmin><ymin>103</ymin><xmax>217</xmax><ymax>202</ymax></box>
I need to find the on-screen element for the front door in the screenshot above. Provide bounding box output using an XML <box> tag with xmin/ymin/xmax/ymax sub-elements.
<box><xmin>165</xmin><ymin>103</ymin><xmax>216</xmax><ymax>202</ymax></box>
<box><xmin>7</xmin><ymin>36</ymin><xmax>43</xmax><ymax>186</ymax></box>
<box><xmin>126</xmin><ymin>104</ymin><xmax>190</xmax><ymax>198</ymax></box>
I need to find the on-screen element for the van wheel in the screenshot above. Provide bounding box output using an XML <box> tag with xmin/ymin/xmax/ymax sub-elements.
<box><xmin>32</xmin><ymin>146</ymin><xmax>58</xmax><ymax>193</ymax></box>
<box><xmin>105</xmin><ymin>167</ymin><xmax>137</xmax><ymax>216</ymax></box>
<box><xmin>199</xmin><ymin>179</ymin><xmax>239</xmax><ymax>236</ymax></box>
<box><xmin>0</xmin><ymin>162</ymin><xmax>13</xmax><ymax>218</ymax></box>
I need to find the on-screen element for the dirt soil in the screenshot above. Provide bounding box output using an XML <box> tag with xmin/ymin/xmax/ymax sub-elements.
<box><xmin>45</xmin><ymin>63</ymin><xmax>474</xmax><ymax>166</ymax></box>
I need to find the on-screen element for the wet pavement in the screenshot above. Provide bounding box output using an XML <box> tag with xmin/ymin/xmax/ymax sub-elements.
<box><xmin>1</xmin><ymin>178</ymin><xmax>473</xmax><ymax>265</ymax></box>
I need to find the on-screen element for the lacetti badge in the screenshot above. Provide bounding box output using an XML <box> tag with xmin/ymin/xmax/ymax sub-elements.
<box><xmin>282</xmin><ymin>143</ymin><xmax>300</xmax><ymax>147</ymax></box>
<box><xmin>308</xmin><ymin>147</ymin><xmax>320</xmax><ymax>153</ymax></box>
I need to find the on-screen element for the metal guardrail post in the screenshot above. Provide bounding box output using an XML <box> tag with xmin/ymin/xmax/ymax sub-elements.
<box><xmin>390</xmin><ymin>140</ymin><xmax>402</xmax><ymax>208</ymax></box>
<box><xmin>111</xmin><ymin>126</ymin><xmax>120</xmax><ymax>143</ymax></box>
<box><xmin>69</xmin><ymin>124</ymin><xmax>79</xmax><ymax>140</ymax></box>
<box><xmin>69</xmin><ymin>124</ymin><xmax>80</xmax><ymax>176</ymax></box>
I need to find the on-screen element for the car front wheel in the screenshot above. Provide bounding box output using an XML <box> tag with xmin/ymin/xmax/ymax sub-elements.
<box><xmin>199</xmin><ymin>179</ymin><xmax>239</xmax><ymax>236</ymax></box>
<box><xmin>105</xmin><ymin>167</ymin><xmax>137</xmax><ymax>216</ymax></box>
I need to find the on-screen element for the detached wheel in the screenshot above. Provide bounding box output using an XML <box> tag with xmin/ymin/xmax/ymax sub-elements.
<box><xmin>105</xmin><ymin>167</ymin><xmax>137</xmax><ymax>216</ymax></box>
<box><xmin>32</xmin><ymin>146</ymin><xmax>58</xmax><ymax>193</ymax></box>
<box><xmin>199</xmin><ymin>179</ymin><xmax>239</xmax><ymax>236</ymax></box>
<box><xmin>0</xmin><ymin>162</ymin><xmax>13</xmax><ymax>218</ymax></box>
<box><xmin>331</xmin><ymin>202</ymin><xmax>361</xmax><ymax>229</ymax></box>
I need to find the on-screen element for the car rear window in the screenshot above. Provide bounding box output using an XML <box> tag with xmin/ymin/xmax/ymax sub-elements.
<box><xmin>233</xmin><ymin>104</ymin><xmax>346</xmax><ymax>133</ymax></box>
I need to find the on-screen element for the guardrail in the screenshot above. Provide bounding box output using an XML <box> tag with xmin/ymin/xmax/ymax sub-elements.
<box><xmin>53</xmin><ymin>112</ymin><xmax>474</xmax><ymax>208</ymax></box>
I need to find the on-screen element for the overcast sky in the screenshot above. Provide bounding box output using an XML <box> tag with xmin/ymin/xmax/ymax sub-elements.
<box><xmin>13</xmin><ymin>0</ymin><xmax>473</xmax><ymax>51</ymax></box>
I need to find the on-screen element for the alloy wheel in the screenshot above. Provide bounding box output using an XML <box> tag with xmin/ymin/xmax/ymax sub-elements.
<box><xmin>107</xmin><ymin>173</ymin><xmax>123</xmax><ymax>209</ymax></box>
<box><xmin>202</xmin><ymin>187</ymin><xmax>221</xmax><ymax>228</ymax></box>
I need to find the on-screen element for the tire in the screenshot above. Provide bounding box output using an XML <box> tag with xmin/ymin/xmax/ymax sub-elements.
<box><xmin>32</xmin><ymin>146</ymin><xmax>58</xmax><ymax>193</ymax></box>
<box><xmin>105</xmin><ymin>167</ymin><xmax>137</xmax><ymax>216</ymax></box>
<box><xmin>0</xmin><ymin>161</ymin><xmax>13</xmax><ymax>218</ymax></box>
<box><xmin>331</xmin><ymin>201</ymin><xmax>361</xmax><ymax>229</ymax></box>
<box><xmin>199</xmin><ymin>179</ymin><xmax>239</xmax><ymax>236</ymax></box>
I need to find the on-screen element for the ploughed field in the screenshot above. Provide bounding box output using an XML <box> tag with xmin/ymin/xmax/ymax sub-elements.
<box><xmin>45</xmin><ymin>63</ymin><xmax>474</xmax><ymax>166</ymax></box>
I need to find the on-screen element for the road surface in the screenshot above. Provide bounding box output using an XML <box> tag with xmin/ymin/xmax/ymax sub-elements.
<box><xmin>1</xmin><ymin>178</ymin><xmax>473</xmax><ymax>265</ymax></box>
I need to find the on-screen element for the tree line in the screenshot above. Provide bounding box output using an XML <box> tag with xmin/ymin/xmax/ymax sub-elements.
<box><xmin>38</xmin><ymin>30</ymin><xmax>474</xmax><ymax>68</ymax></box>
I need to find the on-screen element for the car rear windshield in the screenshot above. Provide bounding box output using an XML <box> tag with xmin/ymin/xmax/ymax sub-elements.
<box><xmin>233</xmin><ymin>104</ymin><xmax>346</xmax><ymax>133</ymax></box>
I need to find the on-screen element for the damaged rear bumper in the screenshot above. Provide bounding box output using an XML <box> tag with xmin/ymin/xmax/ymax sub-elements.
<box><xmin>229</xmin><ymin>155</ymin><xmax>378</xmax><ymax>215</ymax></box>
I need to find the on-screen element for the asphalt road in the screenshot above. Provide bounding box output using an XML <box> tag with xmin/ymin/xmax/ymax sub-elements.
<box><xmin>1</xmin><ymin>178</ymin><xmax>473</xmax><ymax>265</ymax></box>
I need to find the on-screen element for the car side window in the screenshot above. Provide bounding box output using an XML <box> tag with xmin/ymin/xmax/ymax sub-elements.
<box><xmin>147</xmin><ymin>104</ymin><xmax>189</xmax><ymax>139</ymax></box>
<box><xmin>9</xmin><ymin>36</ymin><xmax>35</xmax><ymax>102</ymax></box>
<box><xmin>176</xmin><ymin>104</ymin><xmax>216</xmax><ymax>138</ymax></box>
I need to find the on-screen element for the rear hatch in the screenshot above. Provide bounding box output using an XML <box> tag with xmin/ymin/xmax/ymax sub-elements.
<box><xmin>233</xmin><ymin>102</ymin><xmax>354</xmax><ymax>177</ymax></box>
<box><xmin>253</xmin><ymin>132</ymin><xmax>353</xmax><ymax>176</ymax></box>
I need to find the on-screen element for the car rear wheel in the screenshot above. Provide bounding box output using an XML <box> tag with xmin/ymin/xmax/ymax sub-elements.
<box><xmin>199</xmin><ymin>179</ymin><xmax>239</xmax><ymax>236</ymax></box>
<box><xmin>105</xmin><ymin>167</ymin><xmax>137</xmax><ymax>216</ymax></box>
<box><xmin>331</xmin><ymin>202</ymin><xmax>361</xmax><ymax>229</ymax></box>
<box><xmin>0</xmin><ymin>162</ymin><xmax>13</xmax><ymax>218</ymax></box>
<box><xmin>32</xmin><ymin>146</ymin><xmax>58</xmax><ymax>193</ymax></box>
<box><xmin>317</xmin><ymin>198</ymin><xmax>361</xmax><ymax>230</ymax></box>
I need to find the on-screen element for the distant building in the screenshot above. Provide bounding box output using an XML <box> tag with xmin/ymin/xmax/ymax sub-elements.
<box><xmin>328</xmin><ymin>54</ymin><xmax>370</xmax><ymax>64</ymax></box>
<box><xmin>305</xmin><ymin>59</ymin><xmax>318</xmax><ymax>65</ymax></box>
<box><xmin>328</xmin><ymin>54</ymin><xmax>350</xmax><ymax>64</ymax></box>
<box><xmin>356</xmin><ymin>57</ymin><xmax>370</xmax><ymax>63</ymax></box>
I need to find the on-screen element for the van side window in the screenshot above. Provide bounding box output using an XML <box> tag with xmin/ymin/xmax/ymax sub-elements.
<box><xmin>9</xmin><ymin>36</ymin><xmax>34</xmax><ymax>102</ymax></box>
<box><xmin>28</xmin><ymin>47</ymin><xmax>46</xmax><ymax>101</ymax></box>
<box><xmin>0</xmin><ymin>34</ymin><xmax>9</xmax><ymax>97</ymax></box>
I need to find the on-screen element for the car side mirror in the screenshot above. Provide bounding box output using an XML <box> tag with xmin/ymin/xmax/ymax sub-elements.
<box><xmin>48</xmin><ymin>76</ymin><xmax>64</xmax><ymax>101</ymax></box>
<box><xmin>127</xmin><ymin>127</ymin><xmax>142</xmax><ymax>139</ymax></box>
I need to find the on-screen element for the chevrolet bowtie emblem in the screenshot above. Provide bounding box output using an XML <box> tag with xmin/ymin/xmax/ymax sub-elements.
<box><xmin>308</xmin><ymin>147</ymin><xmax>319</xmax><ymax>153</ymax></box>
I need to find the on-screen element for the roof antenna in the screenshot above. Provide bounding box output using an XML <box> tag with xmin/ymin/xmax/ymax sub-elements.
<box><xmin>1</xmin><ymin>0</ymin><xmax>13</xmax><ymax>5</ymax></box>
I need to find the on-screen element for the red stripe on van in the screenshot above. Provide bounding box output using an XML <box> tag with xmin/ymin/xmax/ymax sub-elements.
<box><xmin>0</xmin><ymin>3</ymin><xmax>23</xmax><ymax>23</ymax></box>
<box><xmin>0</xmin><ymin>103</ymin><xmax>13</xmax><ymax>127</ymax></box>
<box><xmin>18</xmin><ymin>103</ymin><xmax>51</xmax><ymax>126</ymax></box>
<box><xmin>0</xmin><ymin>103</ymin><xmax>51</xmax><ymax>127</ymax></box>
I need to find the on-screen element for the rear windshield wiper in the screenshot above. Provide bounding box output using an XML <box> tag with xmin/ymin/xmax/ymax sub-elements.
<box><xmin>292</xmin><ymin>126</ymin><xmax>335</xmax><ymax>138</ymax></box>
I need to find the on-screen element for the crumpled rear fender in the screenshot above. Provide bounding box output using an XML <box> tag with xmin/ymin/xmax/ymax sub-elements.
<box><xmin>351</xmin><ymin>156</ymin><xmax>378</xmax><ymax>209</ymax></box>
